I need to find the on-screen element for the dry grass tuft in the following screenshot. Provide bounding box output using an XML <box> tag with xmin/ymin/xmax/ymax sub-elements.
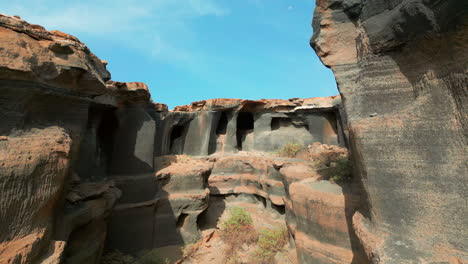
<box><xmin>276</xmin><ymin>142</ymin><xmax>303</xmax><ymax>158</ymax></box>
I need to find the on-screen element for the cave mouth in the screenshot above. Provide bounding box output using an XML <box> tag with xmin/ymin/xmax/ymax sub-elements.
<box><xmin>236</xmin><ymin>112</ymin><xmax>254</xmax><ymax>150</ymax></box>
<box><xmin>216</xmin><ymin>112</ymin><xmax>228</xmax><ymax>135</ymax></box>
<box><xmin>271</xmin><ymin>117</ymin><xmax>292</xmax><ymax>130</ymax></box>
<box><xmin>96</xmin><ymin>108</ymin><xmax>118</xmax><ymax>172</ymax></box>
<box><xmin>170</xmin><ymin>125</ymin><xmax>186</xmax><ymax>154</ymax></box>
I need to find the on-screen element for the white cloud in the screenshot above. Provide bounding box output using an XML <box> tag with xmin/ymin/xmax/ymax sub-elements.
<box><xmin>1</xmin><ymin>0</ymin><xmax>228</xmax><ymax>69</ymax></box>
<box><xmin>288</xmin><ymin>5</ymin><xmax>294</xmax><ymax>11</ymax></box>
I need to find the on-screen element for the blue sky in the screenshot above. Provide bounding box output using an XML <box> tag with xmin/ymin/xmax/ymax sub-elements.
<box><xmin>2</xmin><ymin>0</ymin><xmax>337</xmax><ymax>109</ymax></box>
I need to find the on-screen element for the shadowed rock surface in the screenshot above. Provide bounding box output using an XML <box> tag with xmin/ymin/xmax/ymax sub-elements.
<box><xmin>0</xmin><ymin>13</ymin><xmax>151</xmax><ymax>264</ymax></box>
<box><xmin>152</xmin><ymin>96</ymin><xmax>347</xmax><ymax>156</ymax></box>
<box><xmin>311</xmin><ymin>0</ymin><xmax>467</xmax><ymax>263</ymax></box>
<box><xmin>0</xmin><ymin>13</ymin><xmax>358</xmax><ymax>264</ymax></box>
<box><xmin>1</xmin><ymin>1</ymin><xmax>467</xmax><ymax>262</ymax></box>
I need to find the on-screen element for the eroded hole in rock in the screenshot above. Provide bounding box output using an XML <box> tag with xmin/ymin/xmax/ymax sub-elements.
<box><xmin>216</xmin><ymin>112</ymin><xmax>228</xmax><ymax>135</ymax></box>
<box><xmin>236</xmin><ymin>112</ymin><xmax>254</xmax><ymax>150</ymax></box>
<box><xmin>272</xmin><ymin>203</ymin><xmax>286</xmax><ymax>215</ymax></box>
<box><xmin>176</xmin><ymin>213</ymin><xmax>189</xmax><ymax>228</ymax></box>
<box><xmin>75</xmin><ymin>104</ymin><xmax>118</xmax><ymax>181</ymax></box>
<box><xmin>96</xmin><ymin>108</ymin><xmax>118</xmax><ymax>172</ymax></box>
<box><xmin>271</xmin><ymin>117</ymin><xmax>292</xmax><ymax>130</ymax></box>
<box><xmin>170</xmin><ymin>125</ymin><xmax>186</xmax><ymax>154</ymax></box>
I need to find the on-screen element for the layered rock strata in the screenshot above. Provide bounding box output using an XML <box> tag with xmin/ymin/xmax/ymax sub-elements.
<box><xmin>153</xmin><ymin>96</ymin><xmax>347</xmax><ymax>156</ymax></box>
<box><xmin>311</xmin><ymin>0</ymin><xmax>468</xmax><ymax>263</ymax></box>
<box><xmin>0</xmin><ymin>13</ymin><xmax>359</xmax><ymax>264</ymax></box>
<box><xmin>0</xmin><ymin>14</ymin><xmax>152</xmax><ymax>264</ymax></box>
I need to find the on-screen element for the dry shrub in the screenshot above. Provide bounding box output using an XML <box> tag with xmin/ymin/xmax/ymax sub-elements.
<box><xmin>276</xmin><ymin>142</ymin><xmax>303</xmax><ymax>158</ymax></box>
<box><xmin>220</xmin><ymin>207</ymin><xmax>258</xmax><ymax>263</ymax></box>
<box><xmin>251</xmin><ymin>227</ymin><xmax>289</xmax><ymax>264</ymax></box>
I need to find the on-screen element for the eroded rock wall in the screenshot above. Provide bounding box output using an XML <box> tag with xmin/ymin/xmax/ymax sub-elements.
<box><xmin>153</xmin><ymin>97</ymin><xmax>347</xmax><ymax>156</ymax></box>
<box><xmin>0</xmin><ymin>14</ymin><xmax>153</xmax><ymax>264</ymax></box>
<box><xmin>311</xmin><ymin>1</ymin><xmax>467</xmax><ymax>263</ymax></box>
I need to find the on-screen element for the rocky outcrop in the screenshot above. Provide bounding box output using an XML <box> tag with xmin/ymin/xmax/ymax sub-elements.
<box><xmin>153</xmin><ymin>96</ymin><xmax>347</xmax><ymax>156</ymax></box>
<box><xmin>0</xmin><ymin>14</ymin><xmax>110</xmax><ymax>95</ymax></box>
<box><xmin>103</xmin><ymin>142</ymin><xmax>365</xmax><ymax>263</ymax></box>
<box><xmin>311</xmin><ymin>1</ymin><xmax>467</xmax><ymax>263</ymax></box>
<box><xmin>0</xmin><ymin>13</ymin><xmax>151</xmax><ymax>264</ymax></box>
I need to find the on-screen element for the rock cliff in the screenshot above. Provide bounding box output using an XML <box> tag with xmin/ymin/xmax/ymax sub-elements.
<box><xmin>0</xmin><ymin>14</ymin><xmax>152</xmax><ymax>264</ymax></box>
<box><xmin>0</xmin><ymin>13</ymin><xmax>359</xmax><ymax>264</ymax></box>
<box><xmin>1</xmin><ymin>0</ymin><xmax>466</xmax><ymax>262</ymax></box>
<box><xmin>311</xmin><ymin>0</ymin><xmax>467</xmax><ymax>263</ymax></box>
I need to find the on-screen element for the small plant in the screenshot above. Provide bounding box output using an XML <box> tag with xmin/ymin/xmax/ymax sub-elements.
<box><xmin>221</xmin><ymin>207</ymin><xmax>258</xmax><ymax>263</ymax></box>
<box><xmin>276</xmin><ymin>142</ymin><xmax>303</xmax><ymax>158</ymax></box>
<box><xmin>330</xmin><ymin>156</ymin><xmax>352</xmax><ymax>183</ymax></box>
<box><xmin>251</xmin><ymin>227</ymin><xmax>288</xmax><ymax>264</ymax></box>
<box><xmin>100</xmin><ymin>250</ymin><xmax>135</xmax><ymax>264</ymax></box>
<box><xmin>135</xmin><ymin>249</ymin><xmax>170</xmax><ymax>264</ymax></box>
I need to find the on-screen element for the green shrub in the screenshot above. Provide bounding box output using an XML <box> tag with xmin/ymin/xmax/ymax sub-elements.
<box><xmin>221</xmin><ymin>207</ymin><xmax>258</xmax><ymax>263</ymax></box>
<box><xmin>276</xmin><ymin>142</ymin><xmax>303</xmax><ymax>158</ymax></box>
<box><xmin>251</xmin><ymin>227</ymin><xmax>288</xmax><ymax>264</ymax></box>
<box><xmin>330</xmin><ymin>156</ymin><xmax>352</xmax><ymax>183</ymax></box>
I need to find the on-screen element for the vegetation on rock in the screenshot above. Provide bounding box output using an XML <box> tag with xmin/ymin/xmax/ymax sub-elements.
<box><xmin>330</xmin><ymin>156</ymin><xmax>352</xmax><ymax>183</ymax></box>
<box><xmin>276</xmin><ymin>142</ymin><xmax>303</xmax><ymax>158</ymax></box>
<box><xmin>220</xmin><ymin>207</ymin><xmax>258</xmax><ymax>263</ymax></box>
<box><xmin>251</xmin><ymin>227</ymin><xmax>289</xmax><ymax>264</ymax></box>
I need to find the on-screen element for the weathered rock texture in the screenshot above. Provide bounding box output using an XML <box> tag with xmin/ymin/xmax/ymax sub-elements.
<box><xmin>153</xmin><ymin>96</ymin><xmax>347</xmax><ymax>156</ymax></box>
<box><xmin>0</xmin><ymin>13</ymin><xmax>150</xmax><ymax>264</ymax></box>
<box><xmin>0</xmin><ymin>13</ymin><xmax>359</xmax><ymax>264</ymax></box>
<box><xmin>311</xmin><ymin>1</ymin><xmax>467</xmax><ymax>263</ymax></box>
<box><xmin>104</xmin><ymin>146</ymin><xmax>366</xmax><ymax>264</ymax></box>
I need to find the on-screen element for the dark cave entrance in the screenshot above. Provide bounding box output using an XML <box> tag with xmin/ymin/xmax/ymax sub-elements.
<box><xmin>271</xmin><ymin>117</ymin><xmax>292</xmax><ymax>131</ymax></box>
<box><xmin>76</xmin><ymin>104</ymin><xmax>118</xmax><ymax>181</ymax></box>
<box><xmin>216</xmin><ymin>112</ymin><xmax>228</xmax><ymax>135</ymax></box>
<box><xmin>96</xmin><ymin>108</ymin><xmax>118</xmax><ymax>172</ymax></box>
<box><xmin>236</xmin><ymin>112</ymin><xmax>254</xmax><ymax>150</ymax></box>
<box><xmin>170</xmin><ymin>125</ymin><xmax>186</xmax><ymax>154</ymax></box>
<box><xmin>209</xmin><ymin>111</ymin><xmax>230</xmax><ymax>155</ymax></box>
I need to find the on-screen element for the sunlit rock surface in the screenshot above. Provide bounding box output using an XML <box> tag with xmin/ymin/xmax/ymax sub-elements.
<box><xmin>311</xmin><ymin>0</ymin><xmax>467</xmax><ymax>263</ymax></box>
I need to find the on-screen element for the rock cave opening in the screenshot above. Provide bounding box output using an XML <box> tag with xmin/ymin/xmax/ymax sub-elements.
<box><xmin>236</xmin><ymin>112</ymin><xmax>254</xmax><ymax>150</ymax></box>
<box><xmin>176</xmin><ymin>213</ymin><xmax>189</xmax><ymax>228</ymax></box>
<box><xmin>216</xmin><ymin>112</ymin><xmax>228</xmax><ymax>135</ymax></box>
<box><xmin>96</xmin><ymin>107</ymin><xmax>119</xmax><ymax>173</ymax></box>
<box><xmin>170</xmin><ymin>125</ymin><xmax>186</xmax><ymax>154</ymax></box>
<box><xmin>75</xmin><ymin>104</ymin><xmax>119</xmax><ymax>181</ymax></box>
<box><xmin>209</xmin><ymin>111</ymin><xmax>230</xmax><ymax>155</ymax></box>
<box><xmin>271</xmin><ymin>117</ymin><xmax>292</xmax><ymax>131</ymax></box>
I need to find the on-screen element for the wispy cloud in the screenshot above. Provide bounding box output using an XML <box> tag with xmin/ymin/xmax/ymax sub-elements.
<box><xmin>2</xmin><ymin>0</ymin><xmax>228</xmax><ymax>69</ymax></box>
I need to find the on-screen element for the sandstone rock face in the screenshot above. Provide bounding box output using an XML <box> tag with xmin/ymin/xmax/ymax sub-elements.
<box><xmin>0</xmin><ymin>13</ymin><xmax>150</xmax><ymax>264</ymax></box>
<box><xmin>103</xmin><ymin>142</ymin><xmax>366</xmax><ymax>264</ymax></box>
<box><xmin>0</xmin><ymin>12</ymin><xmax>361</xmax><ymax>264</ymax></box>
<box><xmin>153</xmin><ymin>96</ymin><xmax>347</xmax><ymax>156</ymax></box>
<box><xmin>0</xmin><ymin>14</ymin><xmax>110</xmax><ymax>95</ymax></box>
<box><xmin>311</xmin><ymin>1</ymin><xmax>468</xmax><ymax>263</ymax></box>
